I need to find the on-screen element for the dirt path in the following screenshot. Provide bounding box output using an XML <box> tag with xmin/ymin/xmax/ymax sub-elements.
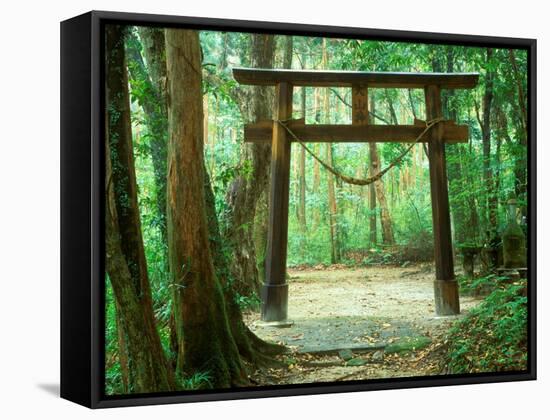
<box><xmin>245</xmin><ymin>264</ymin><xmax>483</xmax><ymax>385</ymax></box>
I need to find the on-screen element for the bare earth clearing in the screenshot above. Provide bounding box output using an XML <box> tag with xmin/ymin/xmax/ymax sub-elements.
<box><xmin>244</xmin><ymin>264</ymin><xmax>483</xmax><ymax>385</ymax></box>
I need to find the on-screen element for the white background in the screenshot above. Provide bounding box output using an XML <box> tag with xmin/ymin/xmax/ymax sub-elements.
<box><xmin>0</xmin><ymin>0</ymin><xmax>546</xmax><ymax>418</ymax></box>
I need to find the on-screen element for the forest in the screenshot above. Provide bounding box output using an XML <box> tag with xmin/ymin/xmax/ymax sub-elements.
<box><xmin>105</xmin><ymin>24</ymin><xmax>529</xmax><ymax>395</ymax></box>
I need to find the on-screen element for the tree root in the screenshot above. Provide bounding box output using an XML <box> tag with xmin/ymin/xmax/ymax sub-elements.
<box><xmin>245</xmin><ymin>328</ymin><xmax>288</xmax><ymax>355</ymax></box>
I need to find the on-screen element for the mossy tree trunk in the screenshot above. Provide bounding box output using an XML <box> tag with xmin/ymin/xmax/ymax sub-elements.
<box><xmin>105</xmin><ymin>24</ymin><xmax>173</xmax><ymax>394</ymax></box>
<box><xmin>205</xmin><ymin>168</ymin><xmax>286</xmax><ymax>366</ymax></box>
<box><xmin>224</xmin><ymin>34</ymin><xmax>275</xmax><ymax>298</ymax></box>
<box><xmin>132</xmin><ymin>26</ymin><xmax>180</xmax><ymax>369</ymax></box>
<box><xmin>165</xmin><ymin>28</ymin><xmax>246</xmax><ymax>388</ymax></box>
<box><xmin>125</xmin><ymin>28</ymin><xmax>169</xmax><ymax>246</ymax></box>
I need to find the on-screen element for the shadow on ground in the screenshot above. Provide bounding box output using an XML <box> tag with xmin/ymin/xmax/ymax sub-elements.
<box><xmin>36</xmin><ymin>383</ymin><xmax>59</xmax><ymax>397</ymax></box>
<box><xmin>250</xmin><ymin>315</ymin><xmax>424</xmax><ymax>353</ymax></box>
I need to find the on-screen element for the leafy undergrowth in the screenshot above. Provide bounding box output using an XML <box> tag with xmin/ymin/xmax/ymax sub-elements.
<box><xmin>289</xmin><ymin>243</ymin><xmax>434</xmax><ymax>271</ymax></box>
<box><xmin>458</xmin><ymin>273</ymin><xmax>510</xmax><ymax>296</ymax></box>
<box><xmin>444</xmin><ymin>279</ymin><xmax>528</xmax><ymax>374</ymax></box>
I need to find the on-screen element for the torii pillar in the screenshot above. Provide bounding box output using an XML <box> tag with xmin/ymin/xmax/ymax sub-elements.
<box><xmin>232</xmin><ymin>68</ymin><xmax>479</xmax><ymax>321</ymax></box>
<box><xmin>425</xmin><ymin>85</ymin><xmax>459</xmax><ymax>315</ymax></box>
<box><xmin>261</xmin><ymin>82</ymin><xmax>293</xmax><ymax>322</ymax></box>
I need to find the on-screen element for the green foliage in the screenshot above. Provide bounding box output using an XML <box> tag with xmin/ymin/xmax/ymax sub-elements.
<box><xmin>179</xmin><ymin>372</ymin><xmax>213</xmax><ymax>390</ymax></box>
<box><xmin>105</xmin><ymin>26</ymin><xmax>529</xmax><ymax>393</ymax></box>
<box><xmin>385</xmin><ymin>336</ymin><xmax>432</xmax><ymax>354</ymax></box>
<box><xmin>445</xmin><ymin>281</ymin><xmax>528</xmax><ymax>374</ymax></box>
<box><xmin>458</xmin><ymin>273</ymin><xmax>510</xmax><ymax>296</ymax></box>
<box><xmin>105</xmin><ymin>276</ymin><xmax>124</xmax><ymax>395</ymax></box>
<box><xmin>234</xmin><ymin>291</ymin><xmax>261</xmax><ymax>311</ymax></box>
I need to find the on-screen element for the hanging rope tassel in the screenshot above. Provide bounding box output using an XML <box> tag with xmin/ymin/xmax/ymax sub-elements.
<box><xmin>276</xmin><ymin>117</ymin><xmax>445</xmax><ymax>186</ymax></box>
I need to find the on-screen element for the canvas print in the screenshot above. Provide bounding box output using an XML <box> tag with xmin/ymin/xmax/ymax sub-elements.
<box><xmin>104</xmin><ymin>23</ymin><xmax>529</xmax><ymax>396</ymax></box>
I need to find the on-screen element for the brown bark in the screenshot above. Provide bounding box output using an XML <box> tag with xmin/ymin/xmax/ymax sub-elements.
<box><xmin>368</xmin><ymin>143</ymin><xmax>395</xmax><ymax>245</ymax></box>
<box><xmin>114</xmin><ymin>300</ymin><xmax>129</xmax><ymax>393</ymax></box>
<box><xmin>204</xmin><ymin>166</ymin><xmax>285</xmax><ymax>366</ymax></box>
<box><xmin>372</xmin><ymin>154</ymin><xmax>394</xmax><ymax>244</ymax></box>
<box><xmin>283</xmin><ymin>36</ymin><xmax>293</xmax><ymax>69</ymax></box>
<box><xmin>368</xmin><ymin>95</ymin><xmax>394</xmax><ymax>245</ymax></box>
<box><xmin>385</xmin><ymin>91</ymin><xmax>399</xmax><ymax>125</ymax></box>
<box><xmin>368</xmin><ymin>149</ymin><xmax>377</xmax><ymax>244</ymax></box>
<box><xmin>312</xmin><ymin>142</ymin><xmax>321</xmax><ymax>227</ymax></box>
<box><xmin>105</xmin><ymin>24</ymin><xmax>173</xmax><ymax>394</ymax></box>
<box><xmin>165</xmin><ymin>28</ymin><xmax>246</xmax><ymax>388</ymax></box>
<box><xmin>297</xmin><ymin>81</ymin><xmax>307</xmax><ymax>231</ymax></box>
<box><xmin>321</xmin><ymin>38</ymin><xmax>342</xmax><ymax>260</ymax></box>
<box><xmin>327</xmin><ymin>144</ymin><xmax>341</xmax><ymax>263</ymax></box>
<box><xmin>132</xmin><ymin>27</ymin><xmax>182</xmax><ymax>367</ymax></box>
<box><xmin>311</xmin><ymin>85</ymin><xmax>322</xmax><ymax>229</ymax></box>
<box><xmin>224</xmin><ymin>34</ymin><xmax>275</xmax><ymax>298</ymax></box>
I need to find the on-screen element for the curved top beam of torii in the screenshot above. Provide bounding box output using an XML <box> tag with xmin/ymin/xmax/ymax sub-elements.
<box><xmin>233</xmin><ymin>67</ymin><xmax>479</xmax><ymax>89</ymax></box>
<box><xmin>234</xmin><ymin>68</ymin><xmax>480</xmax><ymax>145</ymax></box>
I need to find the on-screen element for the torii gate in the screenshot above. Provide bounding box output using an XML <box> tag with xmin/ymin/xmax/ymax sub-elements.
<box><xmin>233</xmin><ymin>68</ymin><xmax>479</xmax><ymax>322</ymax></box>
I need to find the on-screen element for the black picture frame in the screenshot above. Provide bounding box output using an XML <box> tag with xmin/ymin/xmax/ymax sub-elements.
<box><xmin>60</xmin><ymin>10</ymin><xmax>537</xmax><ymax>409</ymax></box>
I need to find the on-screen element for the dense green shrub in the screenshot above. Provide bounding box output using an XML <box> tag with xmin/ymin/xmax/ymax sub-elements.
<box><xmin>445</xmin><ymin>280</ymin><xmax>528</xmax><ymax>374</ymax></box>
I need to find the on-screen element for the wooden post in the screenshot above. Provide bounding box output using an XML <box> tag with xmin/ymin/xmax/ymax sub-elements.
<box><xmin>262</xmin><ymin>82</ymin><xmax>293</xmax><ymax>322</ymax></box>
<box><xmin>352</xmin><ymin>84</ymin><xmax>369</xmax><ymax>125</ymax></box>
<box><xmin>425</xmin><ymin>85</ymin><xmax>460</xmax><ymax>315</ymax></box>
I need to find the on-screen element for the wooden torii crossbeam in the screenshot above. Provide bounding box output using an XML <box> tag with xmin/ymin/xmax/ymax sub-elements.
<box><xmin>233</xmin><ymin>67</ymin><xmax>479</xmax><ymax>322</ymax></box>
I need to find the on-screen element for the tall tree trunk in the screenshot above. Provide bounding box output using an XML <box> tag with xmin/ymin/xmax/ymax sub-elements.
<box><xmin>322</xmin><ymin>38</ymin><xmax>341</xmax><ymax>261</ymax></box>
<box><xmin>445</xmin><ymin>47</ymin><xmax>457</xmax><ymax>120</ymax></box>
<box><xmin>508</xmin><ymin>49</ymin><xmax>528</xmax><ymax>208</ymax></box>
<box><xmin>297</xmin><ymin>85</ymin><xmax>307</xmax><ymax>231</ymax></box>
<box><xmin>369</xmin><ymin>144</ymin><xmax>395</xmax><ymax>245</ymax></box>
<box><xmin>369</xmin><ymin>95</ymin><xmax>394</xmax><ymax>245</ymax></box>
<box><xmin>444</xmin><ymin>48</ymin><xmax>472</xmax><ymax>245</ymax></box>
<box><xmin>368</xmin><ymin>96</ymin><xmax>377</xmax><ymax>245</ymax></box>
<box><xmin>204</xmin><ymin>167</ymin><xmax>285</xmax><ymax>367</ymax></box>
<box><xmin>481</xmin><ymin>48</ymin><xmax>497</xmax><ymax>232</ymax></box>
<box><xmin>312</xmin><ymin>142</ymin><xmax>321</xmax><ymax>226</ymax></box>
<box><xmin>283</xmin><ymin>36</ymin><xmax>293</xmax><ymax>69</ymax></box>
<box><xmin>165</xmin><ymin>28</ymin><xmax>246</xmax><ymax>388</ymax></box>
<box><xmin>385</xmin><ymin>91</ymin><xmax>398</xmax><ymax>125</ymax></box>
<box><xmin>105</xmin><ymin>25</ymin><xmax>173</xmax><ymax>394</ymax></box>
<box><xmin>126</xmin><ymin>28</ymin><xmax>169</xmax><ymax>247</ymax></box>
<box><xmin>114</xmin><ymin>300</ymin><xmax>129</xmax><ymax>394</ymax></box>
<box><xmin>296</xmin><ymin>49</ymin><xmax>307</xmax><ymax>232</ymax></box>
<box><xmin>327</xmin><ymin>144</ymin><xmax>341</xmax><ymax>263</ymax></box>
<box><xmin>132</xmin><ymin>27</ymin><xmax>182</xmax><ymax>366</ymax></box>
<box><xmin>224</xmin><ymin>34</ymin><xmax>275</xmax><ymax>298</ymax></box>
<box><xmin>508</xmin><ymin>49</ymin><xmax>528</xmax><ymax>134</ymax></box>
